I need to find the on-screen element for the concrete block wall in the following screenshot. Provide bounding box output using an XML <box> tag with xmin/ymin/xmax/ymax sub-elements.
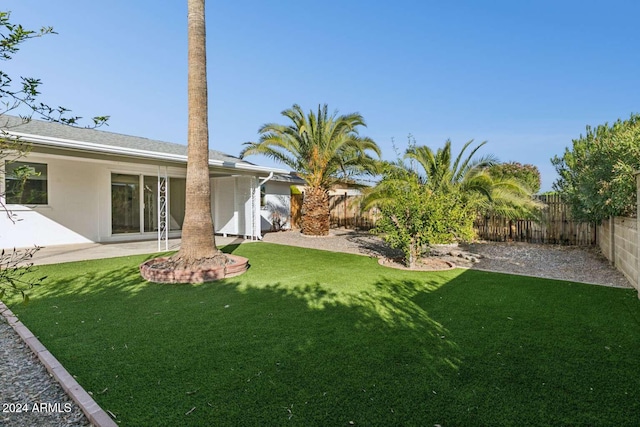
<box><xmin>599</xmin><ymin>216</ymin><xmax>638</xmax><ymax>291</ymax></box>
<box><xmin>599</xmin><ymin>218</ymin><xmax>612</xmax><ymax>262</ymax></box>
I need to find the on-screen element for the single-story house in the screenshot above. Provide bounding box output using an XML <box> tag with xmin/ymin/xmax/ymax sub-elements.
<box><xmin>0</xmin><ymin>116</ymin><xmax>289</xmax><ymax>250</ymax></box>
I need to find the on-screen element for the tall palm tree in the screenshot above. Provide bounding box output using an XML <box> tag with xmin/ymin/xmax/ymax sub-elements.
<box><xmin>173</xmin><ymin>0</ymin><xmax>219</xmax><ymax>262</ymax></box>
<box><xmin>241</xmin><ymin>104</ymin><xmax>381</xmax><ymax>236</ymax></box>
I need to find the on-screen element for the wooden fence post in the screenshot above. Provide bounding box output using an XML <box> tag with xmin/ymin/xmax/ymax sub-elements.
<box><xmin>344</xmin><ymin>191</ymin><xmax>348</xmax><ymax>228</ymax></box>
<box><xmin>291</xmin><ymin>193</ymin><xmax>303</xmax><ymax>229</ymax></box>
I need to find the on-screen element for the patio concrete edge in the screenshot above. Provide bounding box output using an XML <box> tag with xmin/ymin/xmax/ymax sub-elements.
<box><xmin>0</xmin><ymin>301</ymin><xmax>118</xmax><ymax>427</ymax></box>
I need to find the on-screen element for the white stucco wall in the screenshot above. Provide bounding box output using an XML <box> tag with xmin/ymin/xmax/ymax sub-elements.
<box><xmin>1</xmin><ymin>152</ymin><xmax>262</xmax><ymax>249</ymax></box>
<box><xmin>0</xmin><ymin>206</ymin><xmax>94</xmax><ymax>249</ymax></box>
<box><xmin>1</xmin><ymin>154</ymin><xmax>102</xmax><ymax>249</ymax></box>
<box><xmin>211</xmin><ymin>176</ymin><xmax>259</xmax><ymax>238</ymax></box>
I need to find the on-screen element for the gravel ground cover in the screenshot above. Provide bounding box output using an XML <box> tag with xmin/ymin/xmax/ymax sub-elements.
<box><xmin>0</xmin><ymin>230</ymin><xmax>631</xmax><ymax>427</ymax></box>
<box><xmin>0</xmin><ymin>313</ymin><xmax>91</xmax><ymax>427</ymax></box>
<box><xmin>261</xmin><ymin>229</ymin><xmax>632</xmax><ymax>288</ymax></box>
<box><xmin>465</xmin><ymin>241</ymin><xmax>631</xmax><ymax>288</ymax></box>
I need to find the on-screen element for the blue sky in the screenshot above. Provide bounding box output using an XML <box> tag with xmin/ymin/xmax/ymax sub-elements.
<box><xmin>5</xmin><ymin>0</ymin><xmax>640</xmax><ymax>191</ymax></box>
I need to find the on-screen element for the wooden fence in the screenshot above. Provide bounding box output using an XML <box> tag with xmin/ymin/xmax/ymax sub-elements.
<box><xmin>474</xmin><ymin>194</ymin><xmax>597</xmax><ymax>245</ymax></box>
<box><xmin>328</xmin><ymin>192</ymin><xmax>379</xmax><ymax>230</ymax></box>
<box><xmin>290</xmin><ymin>193</ymin><xmax>378</xmax><ymax>230</ymax></box>
<box><xmin>292</xmin><ymin>192</ymin><xmax>597</xmax><ymax>245</ymax></box>
<box><xmin>291</xmin><ymin>194</ymin><xmax>303</xmax><ymax>229</ymax></box>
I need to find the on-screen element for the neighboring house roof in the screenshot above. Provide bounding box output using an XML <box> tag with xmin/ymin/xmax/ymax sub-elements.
<box><xmin>328</xmin><ymin>188</ymin><xmax>363</xmax><ymax>196</ymax></box>
<box><xmin>271</xmin><ymin>173</ymin><xmax>306</xmax><ymax>185</ymax></box>
<box><xmin>0</xmin><ymin>115</ymin><xmax>287</xmax><ymax>174</ymax></box>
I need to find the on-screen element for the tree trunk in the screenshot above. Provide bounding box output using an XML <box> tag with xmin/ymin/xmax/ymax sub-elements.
<box><xmin>175</xmin><ymin>0</ymin><xmax>218</xmax><ymax>261</ymax></box>
<box><xmin>408</xmin><ymin>237</ymin><xmax>418</xmax><ymax>269</ymax></box>
<box><xmin>301</xmin><ymin>186</ymin><xmax>330</xmax><ymax>236</ymax></box>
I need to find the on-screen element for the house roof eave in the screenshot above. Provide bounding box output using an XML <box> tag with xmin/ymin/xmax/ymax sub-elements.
<box><xmin>7</xmin><ymin>130</ymin><xmax>288</xmax><ymax>175</ymax></box>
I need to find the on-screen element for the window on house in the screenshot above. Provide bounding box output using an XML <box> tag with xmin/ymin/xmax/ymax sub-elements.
<box><xmin>260</xmin><ymin>185</ymin><xmax>266</xmax><ymax>208</ymax></box>
<box><xmin>5</xmin><ymin>161</ymin><xmax>48</xmax><ymax>204</ymax></box>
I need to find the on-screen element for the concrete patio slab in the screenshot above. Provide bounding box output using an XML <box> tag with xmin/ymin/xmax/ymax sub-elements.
<box><xmin>27</xmin><ymin>236</ymin><xmax>250</xmax><ymax>266</ymax></box>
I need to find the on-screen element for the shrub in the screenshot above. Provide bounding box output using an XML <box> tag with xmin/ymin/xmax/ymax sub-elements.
<box><xmin>370</xmin><ymin>169</ymin><xmax>474</xmax><ymax>268</ymax></box>
<box><xmin>551</xmin><ymin>114</ymin><xmax>640</xmax><ymax>221</ymax></box>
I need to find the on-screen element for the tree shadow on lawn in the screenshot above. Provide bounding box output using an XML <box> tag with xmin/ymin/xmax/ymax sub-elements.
<box><xmin>7</xmin><ymin>256</ymin><xmax>467</xmax><ymax>426</ymax></box>
<box><xmin>8</xmin><ymin>253</ymin><xmax>640</xmax><ymax>426</ymax></box>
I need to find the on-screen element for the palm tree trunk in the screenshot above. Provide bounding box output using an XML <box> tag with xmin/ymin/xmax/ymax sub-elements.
<box><xmin>301</xmin><ymin>186</ymin><xmax>330</xmax><ymax>236</ymax></box>
<box><xmin>176</xmin><ymin>0</ymin><xmax>218</xmax><ymax>261</ymax></box>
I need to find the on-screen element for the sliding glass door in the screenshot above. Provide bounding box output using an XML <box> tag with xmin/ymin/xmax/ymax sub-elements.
<box><xmin>143</xmin><ymin>176</ymin><xmax>159</xmax><ymax>232</ymax></box>
<box><xmin>169</xmin><ymin>177</ymin><xmax>186</xmax><ymax>231</ymax></box>
<box><xmin>111</xmin><ymin>174</ymin><xmax>140</xmax><ymax>234</ymax></box>
<box><xmin>111</xmin><ymin>173</ymin><xmax>186</xmax><ymax>235</ymax></box>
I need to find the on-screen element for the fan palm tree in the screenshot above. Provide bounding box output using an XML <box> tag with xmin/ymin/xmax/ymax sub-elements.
<box><xmin>241</xmin><ymin>104</ymin><xmax>381</xmax><ymax>235</ymax></box>
<box><xmin>173</xmin><ymin>0</ymin><xmax>220</xmax><ymax>262</ymax></box>
<box><xmin>404</xmin><ymin>139</ymin><xmax>540</xmax><ymax>216</ymax></box>
<box><xmin>404</xmin><ymin>139</ymin><xmax>496</xmax><ymax>193</ymax></box>
<box><xmin>364</xmin><ymin>139</ymin><xmax>540</xmax><ymax>222</ymax></box>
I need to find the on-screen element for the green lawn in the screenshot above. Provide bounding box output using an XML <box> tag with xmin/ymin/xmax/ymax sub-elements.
<box><xmin>6</xmin><ymin>242</ymin><xmax>640</xmax><ymax>426</ymax></box>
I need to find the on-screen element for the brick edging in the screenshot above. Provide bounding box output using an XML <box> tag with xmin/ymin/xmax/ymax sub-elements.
<box><xmin>0</xmin><ymin>301</ymin><xmax>118</xmax><ymax>427</ymax></box>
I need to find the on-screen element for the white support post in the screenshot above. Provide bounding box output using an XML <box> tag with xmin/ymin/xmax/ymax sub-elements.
<box><xmin>256</xmin><ymin>172</ymin><xmax>274</xmax><ymax>240</ymax></box>
<box><xmin>158</xmin><ymin>166</ymin><xmax>168</xmax><ymax>252</ymax></box>
<box><xmin>250</xmin><ymin>177</ymin><xmax>258</xmax><ymax>240</ymax></box>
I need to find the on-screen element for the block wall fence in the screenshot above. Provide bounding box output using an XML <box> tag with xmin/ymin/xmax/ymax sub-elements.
<box><xmin>599</xmin><ymin>217</ymin><xmax>638</xmax><ymax>292</ymax></box>
<box><xmin>597</xmin><ymin>173</ymin><xmax>640</xmax><ymax>297</ymax></box>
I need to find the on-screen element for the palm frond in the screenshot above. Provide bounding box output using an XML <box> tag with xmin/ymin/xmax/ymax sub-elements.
<box><xmin>241</xmin><ymin>103</ymin><xmax>381</xmax><ymax>190</ymax></box>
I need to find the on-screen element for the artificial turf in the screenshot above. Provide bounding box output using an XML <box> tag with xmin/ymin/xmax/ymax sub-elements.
<box><xmin>6</xmin><ymin>242</ymin><xmax>640</xmax><ymax>426</ymax></box>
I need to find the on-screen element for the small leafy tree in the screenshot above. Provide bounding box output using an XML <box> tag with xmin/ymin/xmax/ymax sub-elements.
<box><xmin>0</xmin><ymin>247</ymin><xmax>46</xmax><ymax>304</ymax></box>
<box><xmin>0</xmin><ymin>10</ymin><xmax>107</xmax><ymax>301</ymax></box>
<box><xmin>365</xmin><ymin>164</ymin><xmax>475</xmax><ymax>268</ymax></box>
<box><xmin>0</xmin><ymin>11</ymin><xmax>109</xmax><ymax>126</ymax></box>
<box><xmin>364</xmin><ymin>138</ymin><xmax>540</xmax><ymax>267</ymax></box>
<box><xmin>1</xmin><ymin>10</ymin><xmax>108</xmax><ymax>214</ymax></box>
<box><xmin>551</xmin><ymin>114</ymin><xmax>640</xmax><ymax>222</ymax></box>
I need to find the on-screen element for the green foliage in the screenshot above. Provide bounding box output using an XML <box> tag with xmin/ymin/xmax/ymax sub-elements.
<box><xmin>404</xmin><ymin>138</ymin><xmax>497</xmax><ymax>194</ymax></box>
<box><xmin>0</xmin><ymin>246</ymin><xmax>45</xmax><ymax>303</ymax></box>
<box><xmin>365</xmin><ymin>139</ymin><xmax>540</xmax><ymax>266</ymax></box>
<box><xmin>368</xmin><ymin>165</ymin><xmax>475</xmax><ymax>268</ymax></box>
<box><xmin>240</xmin><ymin>104</ymin><xmax>381</xmax><ymax>189</ymax></box>
<box><xmin>0</xmin><ymin>11</ymin><xmax>54</xmax><ymax>59</ymax></box>
<box><xmin>403</xmin><ymin>139</ymin><xmax>541</xmax><ymax>219</ymax></box>
<box><xmin>489</xmin><ymin>162</ymin><xmax>541</xmax><ymax>194</ymax></box>
<box><xmin>551</xmin><ymin>114</ymin><xmax>640</xmax><ymax>221</ymax></box>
